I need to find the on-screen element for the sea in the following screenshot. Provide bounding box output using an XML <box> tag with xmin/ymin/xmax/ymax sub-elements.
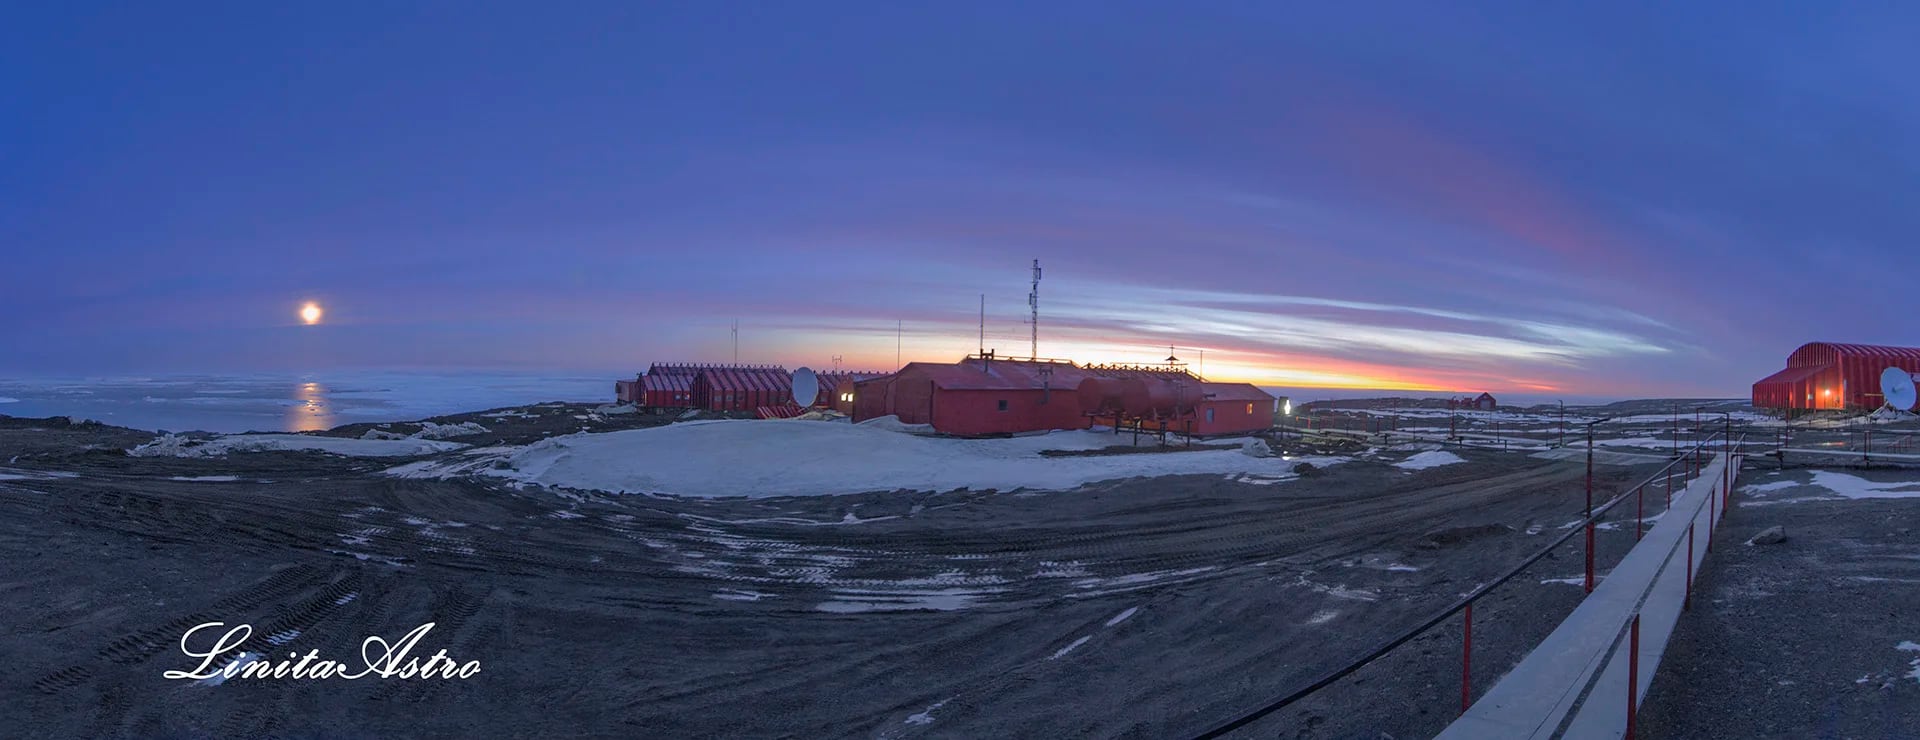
<box><xmin>0</xmin><ymin>371</ymin><xmax>615</xmax><ymax>434</ymax></box>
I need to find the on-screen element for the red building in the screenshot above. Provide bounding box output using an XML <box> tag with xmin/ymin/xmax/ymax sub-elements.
<box><xmin>1191</xmin><ymin>383</ymin><xmax>1280</xmax><ymax>436</ymax></box>
<box><xmin>639</xmin><ymin>364</ymin><xmax>702</xmax><ymax>408</ymax></box>
<box><xmin>852</xmin><ymin>355</ymin><xmax>1278</xmax><ymax>437</ymax></box>
<box><xmin>854</xmin><ymin>357</ymin><xmax>1092</xmax><ymax>436</ymax></box>
<box><xmin>1753</xmin><ymin>342</ymin><xmax>1920</xmax><ymax>410</ymax></box>
<box><xmin>689</xmin><ymin>365</ymin><xmax>792</xmax><ymax>412</ymax></box>
<box><xmin>1446</xmin><ymin>393</ymin><xmax>1497</xmax><ymax>411</ymax></box>
<box><xmin>817</xmin><ymin>371</ymin><xmax>885</xmax><ymax>414</ymax></box>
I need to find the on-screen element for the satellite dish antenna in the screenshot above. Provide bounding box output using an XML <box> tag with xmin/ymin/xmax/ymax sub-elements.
<box><xmin>1880</xmin><ymin>366</ymin><xmax>1917</xmax><ymax>411</ymax></box>
<box><xmin>791</xmin><ymin>367</ymin><xmax>819</xmax><ymax>408</ymax></box>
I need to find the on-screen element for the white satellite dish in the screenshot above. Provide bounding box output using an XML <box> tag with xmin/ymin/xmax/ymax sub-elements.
<box><xmin>1881</xmin><ymin>366</ymin><xmax>1917</xmax><ymax>411</ymax></box>
<box><xmin>791</xmin><ymin>367</ymin><xmax>819</xmax><ymax>408</ymax></box>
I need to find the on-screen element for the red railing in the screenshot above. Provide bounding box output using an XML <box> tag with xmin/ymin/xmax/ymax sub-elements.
<box><xmin>1189</xmin><ymin>430</ymin><xmax>1734</xmax><ymax>739</ymax></box>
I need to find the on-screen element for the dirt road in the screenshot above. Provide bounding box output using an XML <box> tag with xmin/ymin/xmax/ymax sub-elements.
<box><xmin>0</xmin><ymin>419</ymin><xmax>1663</xmax><ymax>738</ymax></box>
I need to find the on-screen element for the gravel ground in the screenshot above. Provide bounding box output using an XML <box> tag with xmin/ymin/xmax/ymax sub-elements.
<box><xmin>1637</xmin><ymin>464</ymin><xmax>1920</xmax><ymax>739</ymax></box>
<box><xmin>0</xmin><ymin>412</ymin><xmax>1670</xmax><ymax>739</ymax></box>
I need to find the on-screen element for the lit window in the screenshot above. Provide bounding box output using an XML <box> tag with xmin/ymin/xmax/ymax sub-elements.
<box><xmin>1246</xmin><ymin>403</ymin><xmax>1254</xmax><ymax>414</ymax></box>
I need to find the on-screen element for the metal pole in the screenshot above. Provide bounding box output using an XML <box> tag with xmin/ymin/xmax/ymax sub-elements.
<box><xmin>1636</xmin><ymin>484</ymin><xmax>1643</xmax><ymax>541</ymax></box>
<box><xmin>1627</xmin><ymin>614</ymin><xmax>1641</xmax><ymax>740</ymax></box>
<box><xmin>1585</xmin><ymin>425</ymin><xmax>1596</xmax><ymax>593</ymax></box>
<box><xmin>1685</xmin><ymin>523</ymin><xmax>1694</xmax><ymax>610</ymax></box>
<box><xmin>1461</xmin><ymin>601</ymin><xmax>1473</xmax><ymax>715</ymax></box>
<box><xmin>1708</xmin><ymin>485</ymin><xmax>1715</xmax><ymax>553</ymax></box>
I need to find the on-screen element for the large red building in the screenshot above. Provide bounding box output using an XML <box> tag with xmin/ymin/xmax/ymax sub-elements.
<box><xmin>851</xmin><ymin>355</ymin><xmax>1278</xmax><ymax>437</ymax></box>
<box><xmin>1752</xmin><ymin>342</ymin><xmax>1920</xmax><ymax>410</ymax></box>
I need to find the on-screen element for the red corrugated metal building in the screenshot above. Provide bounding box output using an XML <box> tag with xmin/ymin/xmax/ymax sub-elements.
<box><xmin>854</xmin><ymin>357</ymin><xmax>1093</xmax><ymax>436</ymax></box>
<box><xmin>817</xmin><ymin>371</ymin><xmax>885</xmax><ymax>414</ymax></box>
<box><xmin>1752</xmin><ymin>342</ymin><xmax>1920</xmax><ymax>410</ymax></box>
<box><xmin>691</xmin><ymin>365</ymin><xmax>791</xmax><ymax>412</ymax></box>
<box><xmin>851</xmin><ymin>356</ymin><xmax>1278</xmax><ymax>437</ymax></box>
<box><xmin>1192</xmin><ymin>382</ymin><xmax>1279</xmax><ymax>436</ymax></box>
<box><xmin>640</xmin><ymin>364</ymin><xmax>703</xmax><ymax>408</ymax></box>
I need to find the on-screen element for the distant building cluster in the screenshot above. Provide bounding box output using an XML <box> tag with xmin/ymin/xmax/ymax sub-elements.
<box><xmin>616</xmin><ymin>353</ymin><xmax>1282</xmax><ymax>437</ymax></box>
<box><xmin>1449</xmin><ymin>393</ymin><xmax>1498</xmax><ymax>411</ymax></box>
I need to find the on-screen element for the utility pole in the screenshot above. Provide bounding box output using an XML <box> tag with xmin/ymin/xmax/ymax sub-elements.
<box><xmin>732</xmin><ymin>319</ymin><xmax>739</xmax><ymax>363</ymax></box>
<box><xmin>1028</xmin><ymin>259</ymin><xmax>1041</xmax><ymax>358</ymax></box>
<box><xmin>896</xmin><ymin>320</ymin><xmax>902</xmax><ymax>371</ymax></box>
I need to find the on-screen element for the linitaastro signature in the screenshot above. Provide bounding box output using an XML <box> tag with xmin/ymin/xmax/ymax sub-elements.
<box><xmin>164</xmin><ymin>622</ymin><xmax>481</xmax><ymax>681</ymax></box>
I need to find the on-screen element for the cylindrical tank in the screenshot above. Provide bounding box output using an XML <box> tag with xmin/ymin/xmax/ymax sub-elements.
<box><xmin>1076</xmin><ymin>377</ymin><xmax>1127</xmax><ymax>415</ymax></box>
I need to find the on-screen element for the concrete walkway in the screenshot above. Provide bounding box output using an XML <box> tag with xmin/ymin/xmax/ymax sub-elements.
<box><xmin>1438</xmin><ymin>453</ymin><xmax>1739</xmax><ymax>739</ymax></box>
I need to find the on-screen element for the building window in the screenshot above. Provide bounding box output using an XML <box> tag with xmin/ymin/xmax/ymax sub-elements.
<box><xmin>997</xmin><ymin>399</ymin><xmax>1009</xmax><ymax>412</ymax></box>
<box><xmin>1246</xmin><ymin>403</ymin><xmax>1254</xmax><ymax>414</ymax></box>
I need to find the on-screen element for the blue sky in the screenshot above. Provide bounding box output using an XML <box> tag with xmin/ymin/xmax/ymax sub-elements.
<box><xmin>4</xmin><ymin>3</ymin><xmax>1916</xmax><ymax>397</ymax></box>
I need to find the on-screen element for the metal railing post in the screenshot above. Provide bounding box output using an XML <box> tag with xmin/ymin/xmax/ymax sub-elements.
<box><xmin>1461</xmin><ymin>600</ymin><xmax>1473</xmax><ymax>715</ymax></box>
<box><xmin>1636</xmin><ymin>485</ymin><xmax>1644</xmax><ymax>541</ymax></box>
<box><xmin>1627</xmin><ymin>613</ymin><xmax>1641</xmax><ymax>740</ymax></box>
<box><xmin>1685</xmin><ymin>524</ymin><xmax>1694</xmax><ymax>610</ymax></box>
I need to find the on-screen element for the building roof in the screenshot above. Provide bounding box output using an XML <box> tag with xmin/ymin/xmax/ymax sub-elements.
<box><xmin>1752</xmin><ymin>365</ymin><xmax>1826</xmax><ymax>387</ymax></box>
<box><xmin>697</xmin><ymin>366</ymin><xmax>792</xmax><ymax>394</ymax></box>
<box><xmin>905</xmin><ymin>358</ymin><xmax>1094</xmax><ymax>391</ymax></box>
<box><xmin>1788</xmin><ymin>342</ymin><xmax>1920</xmax><ymax>366</ymax></box>
<box><xmin>1196</xmin><ymin>382</ymin><xmax>1275</xmax><ymax>403</ymax></box>
<box><xmin>817</xmin><ymin>371</ymin><xmax>886</xmax><ymax>395</ymax></box>
<box><xmin>1082</xmin><ymin>363</ymin><xmax>1202</xmax><ymax>381</ymax></box>
<box><xmin>643</xmin><ymin>363</ymin><xmax>785</xmax><ymax>393</ymax></box>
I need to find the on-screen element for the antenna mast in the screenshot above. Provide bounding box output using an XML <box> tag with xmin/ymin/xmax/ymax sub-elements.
<box><xmin>979</xmin><ymin>294</ymin><xmax>985</xmax><ymax>355</ymax></box>
<box><xmin>732</xmin><ymin>319</ymin><xmax>739</xmax><ymax>363</ymax></box>
<box><xmin>1028</xmin><ymin>259</ymin><xmax>1041</xmax><ymax>358</ymax></box>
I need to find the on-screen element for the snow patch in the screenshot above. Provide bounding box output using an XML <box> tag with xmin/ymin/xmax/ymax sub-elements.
<box><xmin>1395</xmin><ymin>450</ymin><xmax>1465</xmax><ymax>470</ymax></box>
<box><xmin>1105</xmin><ymin>607</ymin><xmax>1139</xmax><ymax>627</ymax></box>
<box><xmin>1807</xmin><ymin>471</ymin><xmax>1920</xmax><ymax>500</ymax></box>
<box><xmin>815</xmin><ymin>587</ymin><xmax>1001</xmax><ymax>613</ymax></box>
<box><xmin>417</xmin><ymin>420</ymin><xmax>1348</xmax><ymax>498</ymax></box>
<box><xmin>1048</xmin><ymin>635</ymin><xmax>1092</xmax><ymax>660</ymax></box>
<box><xmin>412</xmin><ymin>421</ymin><xmax>490</xmax><ymax>439</ymax></box>
<box><xmin>904</xmin><ymin>697</ymin><xmax>953</xmax><ymax>726</ymax></box>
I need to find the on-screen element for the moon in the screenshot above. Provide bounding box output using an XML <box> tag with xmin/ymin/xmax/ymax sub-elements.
<box><xmin>300</xmin><ymin>302</ymin><xmax>323</xmax><ymax>325</ymax></box>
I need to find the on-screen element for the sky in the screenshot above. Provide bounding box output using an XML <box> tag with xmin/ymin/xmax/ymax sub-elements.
<box><xmin>4</xmin><ymin>2</ymin><xmax>1917</xmax><ymax>399</ymax></box>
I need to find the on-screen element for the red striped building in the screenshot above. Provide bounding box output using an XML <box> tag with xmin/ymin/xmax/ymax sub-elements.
<box><xmin>689</xmin><ymin>365</ymin><xmax>791</xmax><ymax>412</ymax></box>
<box><xmin>1752</xmin><ymin>342</ymin><xmax>1920</xmax><ymax>410</ymax></box>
